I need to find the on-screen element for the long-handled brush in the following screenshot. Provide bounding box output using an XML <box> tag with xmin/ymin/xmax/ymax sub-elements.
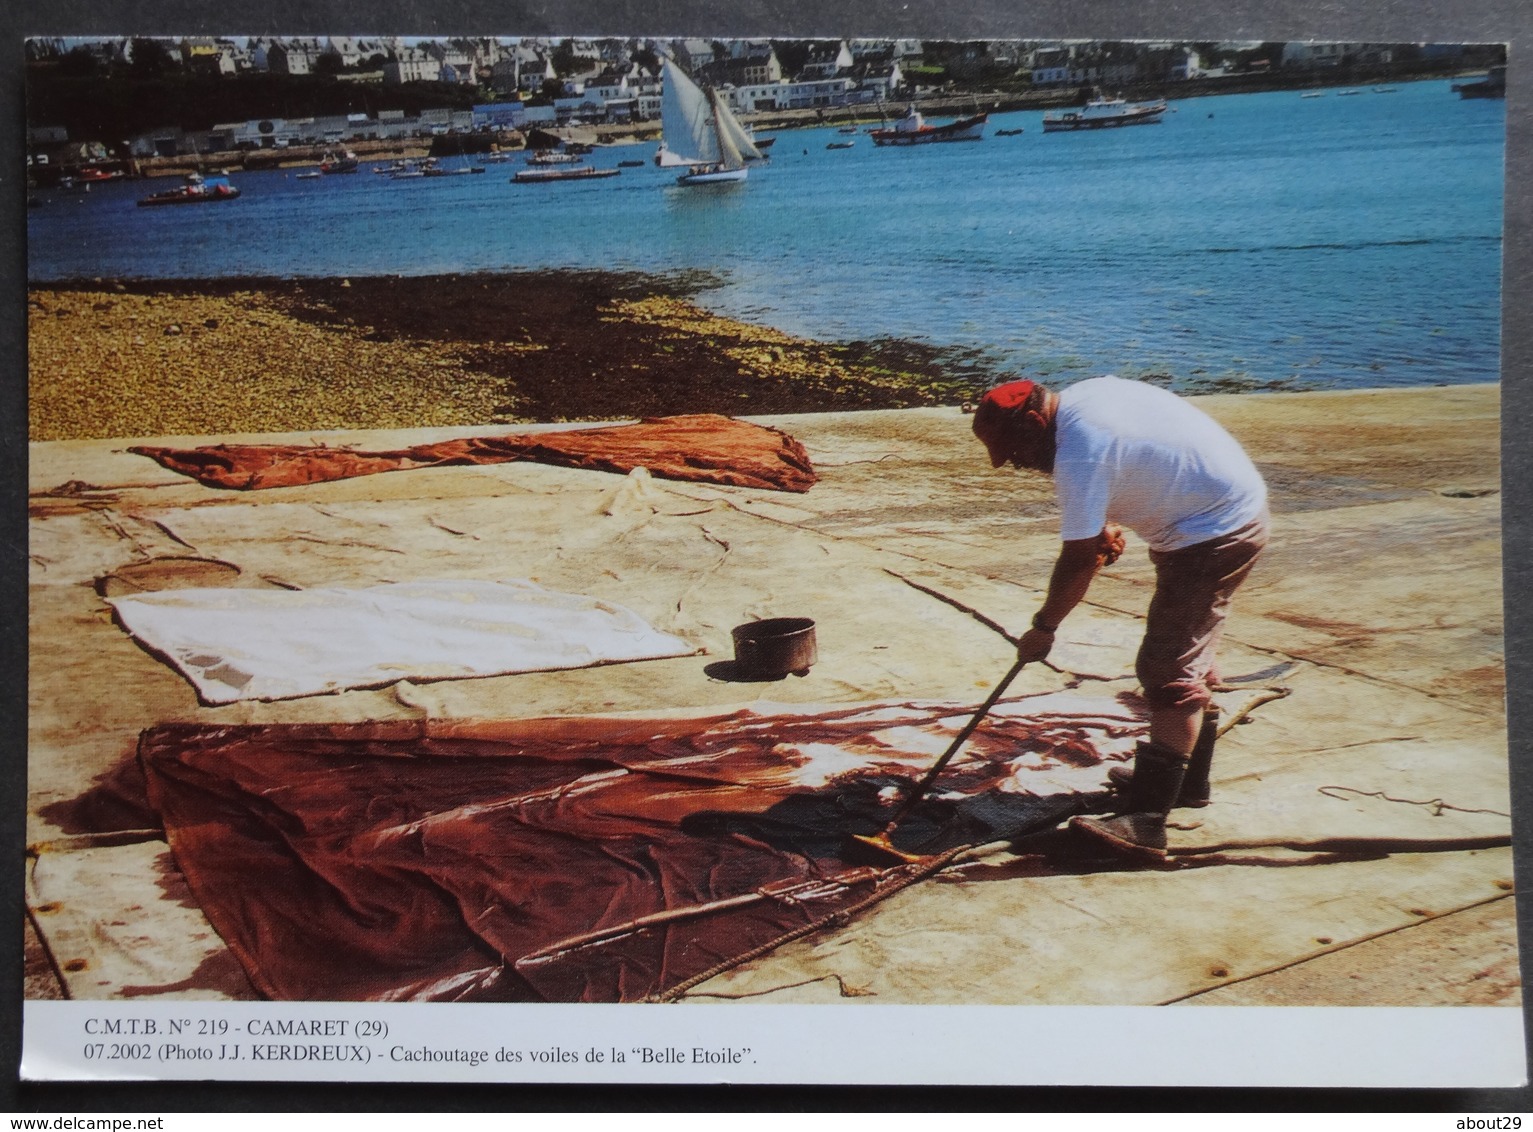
<box><xmin>849</xmin><ymin>653</ymin><xmax>1030</xmax><ymax>864</ymax></box>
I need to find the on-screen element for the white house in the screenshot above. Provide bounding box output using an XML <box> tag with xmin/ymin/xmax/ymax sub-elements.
<box><xmin>668</xmin><ymin>39</ymin><xmax>718</xmax><ymax>74</ymax></box>
<box><xmin>798</xmin><ymin>41</ymin><xmax>854</xmax><ymax>80</ymax></box>
<box><xmin>374</xmin><ymin>109</ymin><xmax>414</xmax><ymax>139</ymax></box>
<box><xmin>553</xmin><ymin>93</ymin><xmax>607</xmax><ymax>123</ymax></box>
<box><xmin>1032</xmin><ymin>44</ymin><xmax>1140</xmax><ymax>88</ymax></box>
<box><xmin>1030</xmin><ymin>44</ymin><xmax>1075</xmax><ymax>86</ymax></box>
<box><xmin>1156</xmin><ymin>45</ymin><xmax>1202</xmax><ymax>80</ymax></box>
<box><xmin>850</xmin><ymin>59</ymin><xmax>904</xmax><ymax>99</ymax></box>
<box><xmin>722</xmin><ymin>76</ymin><xmax>856</xmax><ymax>112</ymax></box>
<box><xmin>492</xmin><ymin>43</ymin><xmax>555</xmax><ymax>92</ymax></box>
<box><xmin>384</xmin><ymin>46</ymin><xmax>463</xmax><ymax>85</ymax></box>
<box><xmin>268</xmin><ymin>37</ymin><xmax>326</xmax><ymax>76</ymax></box>
<box><xmin>384</xmin><ymin>48</ymin><xmax>435</xmax><ymax>84</ymax></box>
<box><xmin>472</xmin><ymin>101</ymin><xmax>527</xmax><ymax>129</ymax></box>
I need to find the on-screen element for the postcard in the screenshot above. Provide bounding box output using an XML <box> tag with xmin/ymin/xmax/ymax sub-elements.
<box><xmin>20</xmin><ymin>28</ymin><xmax>1526</xmax><ymax>1089</ymax></box>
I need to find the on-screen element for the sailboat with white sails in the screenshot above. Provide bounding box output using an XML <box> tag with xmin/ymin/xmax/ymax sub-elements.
<box><xmin>659</xmin><ymin>58</ymin><xmax>763</xmax><ymax>186</ymax></box>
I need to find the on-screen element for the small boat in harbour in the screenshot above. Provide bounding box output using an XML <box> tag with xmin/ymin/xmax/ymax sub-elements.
<box><xmin>826</xmin><ymin>140</ymin><xmax>855</xmax><ymax>150</ymax></box>
<box><xmin>995</xmin><ymin>127</ymin><xmax>1025</xmax><ymax>136</ymax></box>
<box><xmin>512</xmin><ymin>164</ymin><xmax>620</xmax><ymax>184</ymax></box>
<box><xmin>137</xmin><ymin>171</ymin><xmax>241</xmax><ymax>207</ymax></box>
<box><xmin>1042</xmin><ymin>94</ymin><xmax>1166</xmax><ymax>132</ymax></box>
<box><xmin>422</xmin><ymin>162</ymin><xmax>485</xmax><ymax>177</ymax></box>
<box><xmin>527</xmin><ymin>150</ymin><xmax>584</xmax><ymax>166</ymax></box>
<box><xmin>76</xmin><ymin>165</ymin><xmax>127</xmax><ymax>183</ymax></box>
<box><xmin>1453</xmin><ymin>66</ymin><xmax>1506</xmax><ymax>99</ymax></box>
<box><xmin>389</xmin><ymin>158</ymin><xmax>478</xmax><ymax>179</ymax></box>
<box><xmin>869</xmin><ymin>105</ymin><xmax>987</xmax><ymax>146</ymax></box>
<box><xmin>320</xmin><ymin>149</ymin><xmax>360</xmax><ymax>174</ymax></box>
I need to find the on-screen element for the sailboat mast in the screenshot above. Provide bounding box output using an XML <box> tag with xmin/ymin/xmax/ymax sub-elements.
<box><xmin>709</xmin><ymin>88</ymin><xmax>727</xmax><ymax>165</ymax></box>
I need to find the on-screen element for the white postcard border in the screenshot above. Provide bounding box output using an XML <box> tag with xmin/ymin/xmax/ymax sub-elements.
<box><xmin>20</xmin><ymin>1000</ymin><xmax>1528</xmax><ymax>1088</ymax></box>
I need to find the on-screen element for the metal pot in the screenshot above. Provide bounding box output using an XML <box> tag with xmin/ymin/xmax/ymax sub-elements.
<box><xmin>731</xmin><ymin>617</ymin><xmax>818</xmax><ymax>678</ymax></box>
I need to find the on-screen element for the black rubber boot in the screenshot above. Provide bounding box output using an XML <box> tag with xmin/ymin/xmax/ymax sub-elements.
<box><xmin>1106</xmin><ymin>709</ymin><xmax>1217</xmax><ymax>809</ymax></box>
<box><xmin>1073</xmin><ymin>741</ymin><xmax>1190</xmax><ymax>861</ymax></box>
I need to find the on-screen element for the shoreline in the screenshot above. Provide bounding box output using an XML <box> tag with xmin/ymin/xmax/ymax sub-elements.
<box><xmin>28</xmin><ymin>271</ymin><xmax>979</xmax><ymax>442</ymax></box>
<box><xmin>53</xmin><ymin>67</ymin><xmax>1492</xmax><ymax>181</ymax></box>
<box><xmin>28</xmin><ymin>270</ymin><xmax>1484</xmax><ymax>443</ymax></box>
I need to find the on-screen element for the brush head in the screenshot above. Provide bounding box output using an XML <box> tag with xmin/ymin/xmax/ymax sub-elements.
<box><xmin>847</xmin><ymin>832</ymin><xmax>930</xmax><ymax>866</ymax></box>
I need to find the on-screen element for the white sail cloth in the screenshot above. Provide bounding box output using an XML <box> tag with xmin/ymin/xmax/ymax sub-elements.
<box><xmin>660</xmin><ymin>58</ymin><xmax>763</xmax><ymax>169</ymax></box>
<box><xmin>107</xmin><ymin>579</ymin><xmax>697</xmax><ymax>704</ymax></box>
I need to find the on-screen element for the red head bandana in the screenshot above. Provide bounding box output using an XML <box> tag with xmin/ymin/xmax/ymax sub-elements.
<box><xmin>972</xmin><ymin>380</ymin><xmax>1038</xmax><ymax>466</ymax></box>
<box><xmin>979</xmin><ymin>380</ymin><xmax>1037</xmax><ymax>413</ymax></box>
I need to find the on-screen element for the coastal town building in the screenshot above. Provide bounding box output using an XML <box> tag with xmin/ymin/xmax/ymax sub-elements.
<box><xmin>179</xmin><ymin>38</ymin><xmax>238</xmax><ymax>76</ymax></box>
<box><xmin>489</xmin><ymin>43</ymin><xmax>556</xmax><ymax>95</ymax></box>
<box><xmin>668</xmin><ymin>39</ymin><xmax>719</xmax><ymax>75</ymax></box>
<box><xmin>720</xmin><ymin>76</ymin><xmax>858</xmax><ymax>114</ymax></box>
<box><xmin>798</xmin><ymin>41</ymin><xmax>854</xmax><ymax>80</ymax></box>
<box><xmin>472</xmin><ymin>101</ymin><xmax>528</xmax><ymax>129</ymax></box>
<box><xmin>267</xmin><ymin>38</ymin><xmax>328</xmax><ymax>76</ymax></box>
<box><xmin>1279</xmin><ymin>42</ymin><xmax>1394</xmax><ymax>68</ymax></box>
<box><xmin>1029</xmin><ymin>43</ymin><xmax>1141</xmax><ymax>88</ymax></box>
<box><xmin>860</xmin><ymin>38</ymin><xmax>925</xmax><ymax>62</ymax></box>
<box><xmin>23</xmin><ymin>35</ymin><xmax>1508</xmax><ymax>164</ymax></box>
<box><xmin>847</xmin><ymin>57</ymin><xmax>904</xmax><ymax>100</ymax></box>
<box><xmin>384</xmin><ymin>46</ymin><xmax>457</xmax><ymax>85</ymax></box>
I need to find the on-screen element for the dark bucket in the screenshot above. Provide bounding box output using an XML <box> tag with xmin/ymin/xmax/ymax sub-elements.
<box><xmin>731</xmin><ymin>617</ymin><xmax>818</xmax><ymax>678</ymax></box>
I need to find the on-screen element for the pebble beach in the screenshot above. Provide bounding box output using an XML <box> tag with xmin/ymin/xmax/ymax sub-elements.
<box><xmin>27</xmin><ymin>272</ymin><xmax>977</xmax><ymax>442</ymax></box>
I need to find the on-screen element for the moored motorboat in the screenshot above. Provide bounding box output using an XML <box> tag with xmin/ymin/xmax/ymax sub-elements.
<box><xmin>320</xmin><ymin>149</ymin><xmax>360</xmax><ymax>174</ymax></box>
<box><xmin>512</xmin><ymin>164</ymin><xmax>620</xmax><ymax>183</ymax></box>
<box><xmin>423</xmin><ymin>162</ymin><xmax>485</xmax><ymax>176</ymax></box>
<box><xmin>137</xmin><ymin>171</ymin><xmax>241</xmax><ymax>207</ymax></box>
<box><xmin>527</xmin><ymin>150</ymin><xmax>584</xmax><ymax>166</ymax></box>
<box><xmin>75</xmin><ymin>165</ymin><xmax>127</xmax><ymax>183</ymax></box>
<box><xmin>387</xmin><ymin>158</ymin><xmax>441</xmax><ymax>179</ymax></box>
<box><xmin>1042</xmin><ymin>94</ymin><xmax>1166</xmax><ymax>132</ymax></box>
<box><xmin>869</xmin><ymin>106</ymin><xmax>987</xmax><ymax>146</ymax></box>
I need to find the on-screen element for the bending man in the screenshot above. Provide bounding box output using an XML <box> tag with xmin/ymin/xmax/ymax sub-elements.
<box><xmin>971</xmin><ymin>376</ymin><xmax>1269</xmax><ymax>860</ymax></box>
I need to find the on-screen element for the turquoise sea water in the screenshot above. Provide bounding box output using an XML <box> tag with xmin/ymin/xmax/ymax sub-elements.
<box><xmin>27</xmin><ymin>79</ymin><xmax>1506</xmax><ymax>392</ymax></box>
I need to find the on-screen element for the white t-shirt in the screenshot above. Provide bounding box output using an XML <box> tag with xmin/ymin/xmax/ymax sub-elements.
<box><xmin>1053</xmin><ymin>376</ymin><xmax>1268</xmax><ymax>552</ymax></box>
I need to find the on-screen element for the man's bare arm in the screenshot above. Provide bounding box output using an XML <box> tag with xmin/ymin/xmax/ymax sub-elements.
<box><xmin>1017</xmin><ymin>526</ymin><xmax>1123</xmax><ymax>661</ymax></box>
